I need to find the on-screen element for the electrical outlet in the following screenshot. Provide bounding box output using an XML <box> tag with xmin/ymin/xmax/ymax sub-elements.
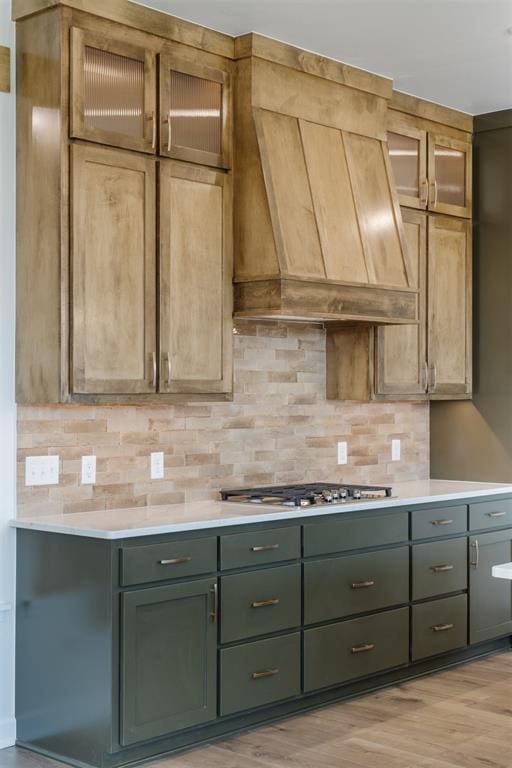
<box><xmin>391</xmin><ymin>439</ymin><xmax>401</xmax><ymax>462</ymax></box>
<box><xmin>25</xmin><ymin>455</ymin><xmax>59</xmax><ymax>486</ymax></box>
<box><xmin>337</xmin><ymin>441</ymin><xmax>348</xmax><ymax>465</ymax></box>
<box><xmin>150</xmin><ymin>452</ymin><xmax>164</xmax><ymax>480</ymax></box>
<box><xmin>81</xmin><ymin>455</ymin><xmax>96</xmax><ymax>485</ymax></box>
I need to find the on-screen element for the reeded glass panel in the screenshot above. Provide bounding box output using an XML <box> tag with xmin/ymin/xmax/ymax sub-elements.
<box><xmin>170</xmin><ymin>70</ymin><xmax>222</xmax><ymax>155</ymax></box>
<box><xmin>434</xmin><ymin>144</ymin><xmax>466</xmax><ymax>207</ymax></box>
<box><xmin>84</xmin><ymin>46</ymin><xmax>144</xmax><ymax>138</ymax></box>
<box><xmin>387</xmin><ymin>131</ymin><xmax>420</xmax><ymax>198</ymax></box>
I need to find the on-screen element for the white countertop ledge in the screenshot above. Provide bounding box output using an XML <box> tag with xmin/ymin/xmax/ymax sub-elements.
<box><xmin>9</xmin><ymin>480</ymin><xmax>512</xmax><ymax>540</ymax></box>
<box><xmin>492</xmin><ymin>563</ymin><xmax>512</xmax><ymax>580</ymax></box>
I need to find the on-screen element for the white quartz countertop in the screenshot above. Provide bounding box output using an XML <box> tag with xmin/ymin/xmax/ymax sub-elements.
<box><xmin>492</xmin><ymin>563</ymin><xmax>512</xmax><ymax>580</ymax></box>
<box><xmin>9</xmin><ymin>479</ymin><xmax>512</xmax><ymax>540</ymax></box>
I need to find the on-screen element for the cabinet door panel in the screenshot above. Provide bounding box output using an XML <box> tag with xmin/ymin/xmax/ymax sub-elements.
<box><xmin>159</xmin><ymin>161</ymin><xmax>232</xmax><ymax>394</ymax></box>
<box><xmin>387</xmin><ymin>125</ymin><xmax>428</xmax><ymax>209</ymax></box>
<box><xmin>469</xmin><ymin>530</ymin><xmax>512</xmax><ymax>644</ymax></box>
<box><xmin>428</xmin><ymin>133</ymin><xmax>472</xmax><ymax>219</ymax></box>
<box><xmin>428</xmin><ymin>216</ymin><xmax>471</xmax><ymax>396</ymax></box>
<box><xmin>71</xmin><ymin>145</ymin><xmax>156</xmax><ymax>395</ymax></box>
<box><xmin>70</xmin><ymin>27</ymin><xmax>156</xmax><ymax>153</ymax></box>
<box><xmin>121</xmin><ymin>578</ymin><xmax>217</xmax><ymax>745</ymax></box>
<box><xmin>375</xmin><ymin>208</ymin><xmax>427</xmax><ymax>397</ymax></box>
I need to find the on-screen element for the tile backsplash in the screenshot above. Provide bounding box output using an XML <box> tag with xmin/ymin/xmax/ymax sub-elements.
<box><xmin>17</xmin><ymin>321</ymin><xmax>429</xmax><ymax>517</ymax></box>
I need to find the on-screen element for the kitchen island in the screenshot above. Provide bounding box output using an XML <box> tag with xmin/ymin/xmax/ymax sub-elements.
<box><xmin>11</xmin><ymin>480</ymin><xmax>512</xmax><ymax>768</ymax></box>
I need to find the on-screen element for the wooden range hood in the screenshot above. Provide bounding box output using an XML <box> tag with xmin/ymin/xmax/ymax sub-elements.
<box><xmin>233</xmin><ymin>35</ymin><xmax>419</xmax><ymax>325</ymax></box>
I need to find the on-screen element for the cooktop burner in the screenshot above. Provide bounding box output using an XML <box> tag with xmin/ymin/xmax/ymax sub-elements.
<box><xmin>220</xmin><ymin>482</ymin><xmax>393</xmax><ymax>507</ymax></box>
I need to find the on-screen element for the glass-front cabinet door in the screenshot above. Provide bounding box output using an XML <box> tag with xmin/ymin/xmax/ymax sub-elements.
<box><xmin>386</xmin><ymin>126</ymin><xmax>427</xmax><ymax>210</ymax></box>
<box><xmin>159</xmin><ymin>55</ymin><xmax>231</xmax><ymax>168</ymax></box>
<box><xmin>70</xmin><ymin>27</ymin><xmax>157</xmax><ymax>153</ymax></box>
<box><xmin>428</xmin><ymin>133</ymin><xmax>472</xmax><ymax>218</ymax></box>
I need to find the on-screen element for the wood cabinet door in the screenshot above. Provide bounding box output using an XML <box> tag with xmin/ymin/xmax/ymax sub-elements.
<box><xmin>469</xmin><ymin>530</ymin><xmax>512</xmax><ymax>644</ymax></box>
<box><xmin>121</xmin><ymin>578</ymin><xmax>217</xmax><ymax>745</ymax></box>
<box><xmin>159</xmin><ymin>161</ymin><xmax>233</xmax><ymax>395</ymax></box>
<box><xmin>427</xmin><ymin>215</ymin><xmax>472</xmax><ymax>397</ymax></box>
<box><xmin>71</xmin><ymin>144</ymin><xmax>157</xmax><ymax>395</ymax></box>
<box><xmin>428</xmin><ymin>133</ymin><xmax>472</xmax><ymax>218</ymax></box>
<box><xmin>159</xmin><ymin>54</ymin><xmax>231</xmax><ymax>168</ymax></box>
<box><xmin>70</xmin><ymin>27</ymin><xmax>157</xmax><ymax>153</ymax></box>
<box><xmin>387</xmin><ymin>124</ymin><xmax>428</xmax><ymax>210</ymax></box>
<box><xmin>374</xmin><ymin>209</ymin><xmax>427</xmax><ymax>397</ymax></box>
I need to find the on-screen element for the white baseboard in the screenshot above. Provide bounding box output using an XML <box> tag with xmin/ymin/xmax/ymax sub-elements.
<box><xmin>0</xmin><ymin>717</ymin><xmax>16</xmax><ymax>749</ymax></box>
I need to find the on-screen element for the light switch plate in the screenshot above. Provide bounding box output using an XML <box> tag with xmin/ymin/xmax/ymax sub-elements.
<box><xmin>337</xmin><ymin>441</ymin><xmax>348</xmax><ymax>465</ymax></box>
<box><xmin>391</xmin><ymin>439</ymin><xmax>401</xmax><ymax>461</ymax></box>
<box><xmin>25</xmin><ymin>455</ymin><xmax>60</xmax><ymax>486</ymax></box>
<box><xmin>150</xmin><ymin>452</ymin><xmax>164</xmax><ymax>480</ymax></box>
<box><xmin>81</xmin><ymin>455</ymin><xmax>96</xmax><ymax>485</ymax></box>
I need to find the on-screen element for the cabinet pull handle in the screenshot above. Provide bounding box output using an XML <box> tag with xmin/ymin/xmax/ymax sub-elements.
<box><xmin>210</xmin><ymin>583</ymin><xmax>218</xmax><ymax>623</ymax></box>
<box><xmin>251</xmin><ymin>598</ymin><xmax>280</xmax><ymax>609</ymax></box>
<box><xmin>351</xmin><ymin>580</ymin><xmax>375</xmax><ymax>589</ymax></box>
<box><xmin>159</xmin><ymin>556</ymin><xmax>192</xmax><ymax>565</ymax></box>
<box><xmin>149</xmin><ymin>110</ymin><xmax>156</xmax><ymax>150</ymax></box>
<box><xmin>166</xmin><ymin>353</ymin><xmax>171</xmax><ymax>386</ymax></box>
<box><xmin>251</xmin><ymin>544</ymin><xmax>279</xmax><ymax>552</ymax></box>
<box><xmin>431</xmin><ymin>519</ymin><xmax>453</xmax><ymax>526</ymax></box>
<box><xmin>422</xmin><ymin>361</ymin><xmax>429</xmax><ymax>392</ymax></box>
<box><xmin>431</xmin><ymin>623</ymin><xmax>454</xmax><ymax>633</ymax></box>
<box><xmin>167</xmin><ymin>109</ymin><xmax>172</xmax><ymax>153</ymax></box>
<box><xmin>149</xmin><ymin>353</ymin><xmax>157</xmax><ymax>388</ymax></box>
<box><xmin>430</xmin><ymin>564</ymin><xmax>454</xmax><ymax>573</ymax></box>
<box><xmin>429</xmin><ymin>363</ymin><xmax>437</xmax><ymax>392</ymax></box>
<box><xmin>470</xmin><ymin>539</ymin><xmax>479</xmax><ymax>569</ymax></box>
<box><xmin>251</xmin><ymin>668</ymin><xmax>279</xmax><ymax>680</ymax></box>
<box><xmin>486</xmin><ymin>511</ymin><xmax>506</xmax><ymax>518</ymax></box>
<box><xmin>351</xmin><ymin>642</ymin><xmax>375</xmax><ymax>655</ymax></box>
<box><xmin>430</xmin><ymin>180</ymin><xmax>438</xmax><ymax>206</ymax></box>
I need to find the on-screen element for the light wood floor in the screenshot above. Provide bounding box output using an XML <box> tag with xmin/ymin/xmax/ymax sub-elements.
<box><xmin>2</xmin><ymin>651</ymin><xmax>512</xmax><ymax>768</ymax></box>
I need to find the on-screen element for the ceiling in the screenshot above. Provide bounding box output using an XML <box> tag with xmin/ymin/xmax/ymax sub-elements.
<box><xmin>138</xmin><ymin>0</ymin><xmax>512</xmax><ymax>115</ymax></box>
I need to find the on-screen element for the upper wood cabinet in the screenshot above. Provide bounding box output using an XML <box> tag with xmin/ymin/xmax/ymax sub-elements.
<box><xmin>159</xmin><ymin>161</ymin><xmax>233</xmax><ymax>395</ymax></box>
<box><xmin>70</xmin><ymin>27</ymin><xmax>157</xmax><ymax>153</ymax></box>
<box><xmin>159</xmin><ymin>55</ymin><xmax>231</xmax><ymax>168</ymax></box>
<box><xmin>387</xmin><ymin>113</ymin><xmax>472</xmax><ymax>219</ymax></box>
<box><xmin>71</xmin><ymin>144</ymin><xmax>157</xmax><ymax>395</ymax></box>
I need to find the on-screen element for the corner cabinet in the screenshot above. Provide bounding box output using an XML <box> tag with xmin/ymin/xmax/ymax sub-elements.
<box><xmin>16</xmin><ymin>11</ymin><xmax>233</xmax><ymax>404</ymax></box>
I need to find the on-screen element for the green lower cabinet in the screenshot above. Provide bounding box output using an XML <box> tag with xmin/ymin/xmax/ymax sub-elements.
<box><xmin>412</xmin><ymin>594</ymin><xmax>468</xmax><ymax>660</ymax></box>
<box><xmin>469</xmin><ymin>529</ymin><xmax>512</xmax><ymax>644</ymax></box>
<box><xmin>121</xmin><ymin>578</ymin><xmax>217</xmax><ymax>746</ymax></box>
<box><xmin>220</xmin><ymin>633</ymin><xmax>301</xmax><ymax>716</ymax></box>
<box><xmin>303</xmin><ymin>607</ymin><xmax>409</xmax><ymax>692</ymax></box>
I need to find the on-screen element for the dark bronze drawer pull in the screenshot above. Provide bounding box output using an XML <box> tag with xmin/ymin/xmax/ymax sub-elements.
<box><xmin>430</xmin><ymin>564</ymin><xmax>454</xmax><ymax>573</ymax></box>
<box><xmin>251</xmin><ymin>598</ymin><xmax>280</xmax><ymax>609</ymax></box>
<box><xmin>351</xmin><ymin>642</ymin><xmax>375</xmax><ymax>654</ymax></box>
<box><xmin>251</xmin><ymin>668</ymin><xmax>279</xmax><ymax>680</ymax></box>
<box><xmin>209</xmin><ymin>583</ymin><xmax>218</xmax><ymax>623</ymax></box>
<box><xmin>251</xmin><ymin>544</ymin><xmax>280</xmax><ymax>552</ymax></box>
<box><xmin>351</xmin><ymin>580</ymin><xmax>376</xmax><ymax>589</ymax></box>
<box><xmin>486</xmin><ymin>511</ymin><xmax>506</xmax><ymax>518</ymax></box>
<box><xmin>159</xmin><ymin>556</ymin><xmax>192</xmax><ymax>565</ymax></box>
<box><xmin>431</xmin><ymin>519</ymin><xmax>453</xmax><ymax>526</ymax></box>
<box><xmin>431</xmin><ymin>623</ymin><xmax>454</xmax><ymax>632</ymax></box>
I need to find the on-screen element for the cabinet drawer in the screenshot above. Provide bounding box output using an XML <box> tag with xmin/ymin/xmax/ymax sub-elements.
<box><xmin>304</xmin><ymin>608</ymin><xmax>409</xmax><ymax>692</ymax></box>
<box><xmin>220</xmin><ymin>633</ymin><xmax>301</xmax><ymax>716</ymax></box>
<box><xmin>121</xmin><ymin>537</ymin><xmax>217</xmax><ymax>586</ymax></box>
<box><xmin>411</xmin><ymin>506</ymin><xmax>467</xmax><ymax>540</ymax></box>
<box><xmin>304</xmin><ymin>546</ymin><xmax>409</xmax><ymax>625</ymax></box>
<box><xmin>303</xmin><ymin>512</ymin><xmax>408</xmax><ymax>557</ymax></box>
<box><xmin>469</xmin><ymin>499</ymin><xmax>512</xmax><ymax>531</ymax></box>
<box><xmin>412</xmin><ymin>594</ymin><xmax>467</xmax><ymax>660</ymax></box>
<box><xmin>220</xmin><ymin>564</ymin><xmax>301</xmax><ymax>643</ymax></box>
<box><xmin>220</xmin><ymin>526</ymin><xmax>300</xmax><ymax>570</ymax></box>
<box><xmin>412</xmin><ymin>538</ymin><xmax>467</xmax><ymax>600</ymax></box>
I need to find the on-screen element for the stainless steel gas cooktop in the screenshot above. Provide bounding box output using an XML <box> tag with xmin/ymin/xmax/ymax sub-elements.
<box><xmin>220</xmin><ymin>482</ymin><xmax>393</xmax><ymax>508</ymax></box>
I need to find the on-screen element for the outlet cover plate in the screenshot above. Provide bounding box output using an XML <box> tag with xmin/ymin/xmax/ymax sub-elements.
<box><xmin>391</xmin><ymin>439</ymin><xmax>401</xmax><ymax>461</ymax></box>
<box><xmin>337</xmin><ymin>441</ymin><xmax>348</xmax><ymax>465</ymax></box>
<box><xmin>151</xmin><ymin>452</ymin><xmax>164</xmax><ymax>480</ymax></box>
<box><xmin>25</xmin><ymin>455</ymin><xmax>59</xmax><ymax>486</ymax></box>
<box><xmin>81</xmin><ymin>455</ymin><xmax>97</xmax><ymax>485</ymax></box>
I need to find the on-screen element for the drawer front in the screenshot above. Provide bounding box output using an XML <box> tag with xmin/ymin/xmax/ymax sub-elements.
<box><xmin>220</xmin><ymin>526</ymin><xmax>300</xmax><ymax>570</ymax></box>
<box><xmin>304</xmin><ymin>546</ymin><xmax>409</xmax><ymax>625</ymax></box>
<box><xmin>469</xmin><ymin>499</ymin><xmax>512</xmax><ymax>531</ymax></box>
<box><xmin>220</xmin><ymin>564</ymin><xmax>301</xmax><ymax>643</ymax></box>
<box><xmin>304</xmin><ymin>607</ymin><xmax>409</xmax><ymax>692</ymax></box>
<box><xmin>411</xmin><ymin>505</ymin><xmax>467</xmax><ymax>540</ymax></box>
<box><xmin>220</xmin><ymin>633</ymin><xmax>301</xmax><ymax>716</ymax></box>
<box><xmin>412</xmin><ymin>538</ymin><xmax>467</xmax><ymax>600</ymax></box>
<box><xmin>121</xmin><ymin>537</ymin><xmax>217</xmax><ymax>586</ymax></box>
<box><xmin>412</xmin><ymin>594</ymin><xmax>467</xmax><ymax>660</ymax></box>
<box><xmin>303</xmin><ymin>511</ymin><xmax>408</xmax><ymax>557</ymax></box>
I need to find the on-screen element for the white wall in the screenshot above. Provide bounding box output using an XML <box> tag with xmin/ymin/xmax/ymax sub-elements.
<box><xmin>0</xmin><ymin>0</ymin><xmax>16</xmax><ymax>750</ymax></box>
